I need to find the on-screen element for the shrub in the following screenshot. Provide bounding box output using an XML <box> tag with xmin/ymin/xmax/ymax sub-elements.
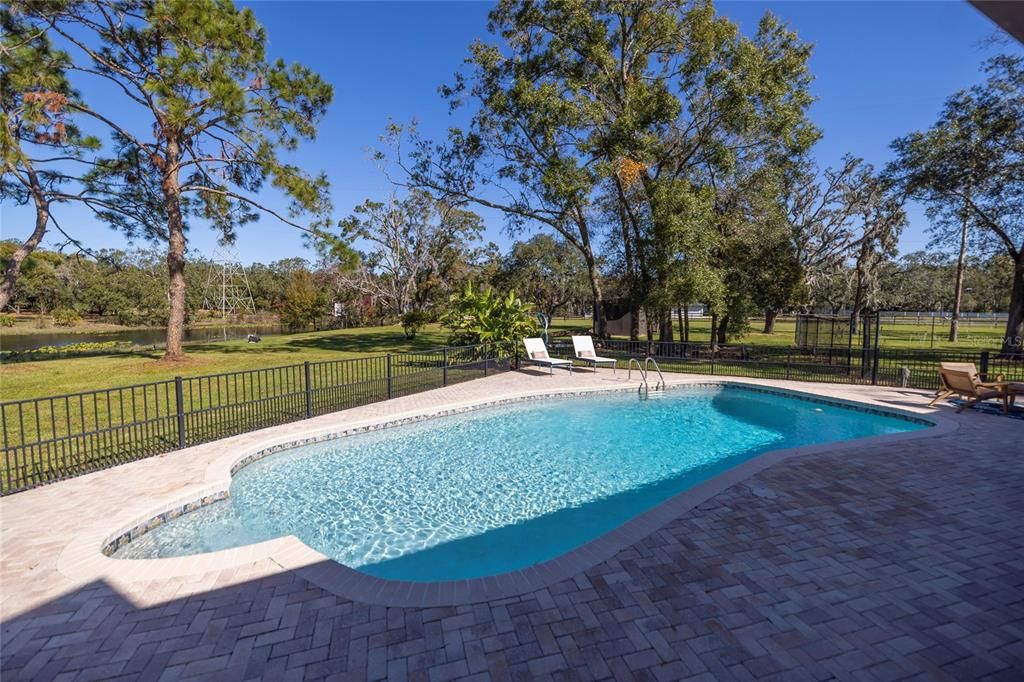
<box><xmin>52</xmin><ymin>307</ymin><xmax>82</xmax><ymax>327</ymax></box>
<box><xmin>443</xmin><ymin>283</ymin><xmax>536</xmax><ymax>357</ymax></box>
<box><xmin>115</xmin><ymin>309</ymin><xmax>140</xmax><ymax>325</ymax></box>
<box><xmin>0</xmin><ymin>313</ymin><xmax>14</xmax><ymax>327</ymax></box>
<box><xmin>400</xmin><ymin>310</ymin><xmax>431</xmax><ymax>339</ymax></box>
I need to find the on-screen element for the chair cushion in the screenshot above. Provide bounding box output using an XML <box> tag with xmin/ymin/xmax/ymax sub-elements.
<box><xmin>531</xmin><ymin>351</ymin><xmax>549</xmax><ymax>360</ymax></box>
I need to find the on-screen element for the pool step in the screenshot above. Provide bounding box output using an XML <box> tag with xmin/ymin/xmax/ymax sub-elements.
<box><xmin>639</xmin><ymin>387</ymin><xmax>668</xmax><ymax>400</ymax></box>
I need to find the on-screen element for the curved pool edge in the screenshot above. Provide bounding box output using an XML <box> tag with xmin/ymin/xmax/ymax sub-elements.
<box><xmin>59</xmin><ymin>378</ymin><xmax>958</xmax><ymax>605</ymax></box>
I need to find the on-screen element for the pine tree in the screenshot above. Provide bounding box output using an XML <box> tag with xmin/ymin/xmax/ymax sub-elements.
<box><xmin>1</xmin><ymin>7</ymin><xmax>101</xmax><ymax>310</ymax></box>
<box><xmin>15</xmin><ymin>0</ymin><xmax>334</xmax><ymax>358</ymax></box>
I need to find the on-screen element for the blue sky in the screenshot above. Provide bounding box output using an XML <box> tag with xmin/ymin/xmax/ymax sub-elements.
<box><xmin>3</xmin><ymin>1</ymin><xmax>1020</xmax><ymax>264</ymax></box>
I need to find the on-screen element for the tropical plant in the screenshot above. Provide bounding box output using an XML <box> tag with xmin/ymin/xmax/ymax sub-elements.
<box><xmin>0</xmin><ymin>313</ymin><xmax>14</xmax><ymax>327</ymax></box>
<box><xmin>443</xmin><ymin>283</ymin><xmax>536</xmax><ymax>357</ymax></box>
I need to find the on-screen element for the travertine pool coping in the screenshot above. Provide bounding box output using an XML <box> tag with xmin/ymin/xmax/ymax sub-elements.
<box><xmin>49</xmin><ymin>375</ymin><xmax>957</xmax><ymax>609</ymax></box>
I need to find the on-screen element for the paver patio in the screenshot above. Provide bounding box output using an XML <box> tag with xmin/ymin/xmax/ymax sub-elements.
<box><xmin>1</xmin><ymin>371</ymin><xmax>1022</xmax><ymax>681</ymax></box>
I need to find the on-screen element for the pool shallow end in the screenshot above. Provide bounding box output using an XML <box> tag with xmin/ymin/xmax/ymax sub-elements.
<box><xmin>86</xmin><ymin>379</ymin><xmax>952</xmax><ymax>605</ymax></box>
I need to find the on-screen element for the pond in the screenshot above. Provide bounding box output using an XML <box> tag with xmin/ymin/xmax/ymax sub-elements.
<box><xmin>0</xmin><ymin>324</ymin><xmax>290</xmax><ymax>353</ymax></box>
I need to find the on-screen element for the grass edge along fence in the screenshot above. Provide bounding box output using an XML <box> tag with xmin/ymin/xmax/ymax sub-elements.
<box><xmin>1</xmin><ymin>344</ymin><xmax>507</xmax><ymax>495</ymax></box>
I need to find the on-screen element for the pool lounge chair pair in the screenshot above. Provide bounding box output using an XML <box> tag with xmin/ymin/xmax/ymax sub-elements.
<box><xmin>522</xmin><ymin>337</ymin><xmax>616</xmax><ymax>374</ymax></box>
<box><xmin>930</xmin><ymin>362</ymin><xmax>1023</xmax><ymax>414</ymax></box>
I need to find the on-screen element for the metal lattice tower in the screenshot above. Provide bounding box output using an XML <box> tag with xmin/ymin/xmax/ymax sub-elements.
<box><xmin>200</xmin><ymin>244</ymin><xmax>256</xmax><ymax>318</ymax></box>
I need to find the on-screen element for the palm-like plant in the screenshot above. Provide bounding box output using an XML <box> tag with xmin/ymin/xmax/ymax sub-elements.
<box><xmin>443</xmin><ymin>283</ymin><xmax>537</xmax><ymax>358</ymax></box>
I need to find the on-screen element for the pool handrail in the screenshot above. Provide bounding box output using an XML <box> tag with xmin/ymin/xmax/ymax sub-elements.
<box><xmin>645</xmin><ymin>357</ymin><xmax>666</xmax><ymax>391</ymax></box>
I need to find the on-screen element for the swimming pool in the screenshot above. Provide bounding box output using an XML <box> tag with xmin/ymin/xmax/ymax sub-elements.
<box><xmin>112</xmin><ymin>386</ymin><xmax>927</xmax><ymax>580</ymax></box>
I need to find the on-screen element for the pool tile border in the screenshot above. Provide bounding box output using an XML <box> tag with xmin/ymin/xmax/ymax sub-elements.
<box><xmin>89</xmin><ymin>379</ymin><xmax>954</xmax><ymax>607</ymax></box>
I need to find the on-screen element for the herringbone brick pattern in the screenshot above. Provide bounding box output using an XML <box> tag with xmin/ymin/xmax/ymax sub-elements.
<box><xmin>2</xmin><ymin>413</ymin><xmax>1022</xmax><ymax>681</ymax></box>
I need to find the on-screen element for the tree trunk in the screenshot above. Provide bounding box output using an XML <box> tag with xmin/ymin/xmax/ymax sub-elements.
<box><xmin>677</xmin><ymin>307</ymin><xmax>684</xmax><ymax>341</ymax></box>
<box><xmin>763</xmin><ymin>308</ymin><xmax>778</xmax><ymax>334</ymax></box>
<box><xmin>570</xmin><ymin>207</ymin><xmax>607</xmax><ymax>339</ymax></box>
<box><xmin>659</xmin><ymin>308</ymin><xmax>673</xmax><ymax>342</ymax></box>
<box><xmin>717</xmin><ymin>314</ymin><xmax>729</xmax><ymax>345</ymax></box>
<box><xmin>162</xmin><ymin>139</ymin><xmax>188</xmax><ymax>361</ymax></box>
<box><xmin>683</xmin><ymin>304</ymin><xmax>690</xmax><ymax>342</ymax></box>
<box><xmin>710</xmin><ymin>313</ymin><xmax>718</xmax><ymax>352</ymax></box>
<box><xmin>0</xmin><ymin>194</ymin><xmax>49</xmax><ymax>311</ymax></box>
<box><xmin>1001</xmin><ymin>255</ymin><xmax>1024</xmax><ymax>357</ymax></box>
<box><xmin>948</xmin><ymin>208</ymin><xmax>969</xmax><ymax>342</ymax></box>
<box><xmin>617</xmin><ymin>195</ymin><xmax>639</xmax><ymax>342</ymax></box>
<box><xmin>850</xmin><ymin>273</ymin><xmax>865</xmax><ymax>337</ymax></box>
<box><xmin>849</xmin><ymin>305</ymin><xmax>861</xmax><ymax>337</ymax></box>
<box><xmin>583</xmin><ymin>254</ymin><xmax>607</xmax><ymax>338</ymax></box>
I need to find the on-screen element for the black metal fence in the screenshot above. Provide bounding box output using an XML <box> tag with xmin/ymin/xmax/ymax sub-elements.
<box><xmin>1</xmin><ymin>344</ymin><xmax>506</xmax><ymax>495</ymax></box>
<box><xmin>547</xmin><ymin>338</ymin><xmax>1024</xmax><ymax>393</ymax></box>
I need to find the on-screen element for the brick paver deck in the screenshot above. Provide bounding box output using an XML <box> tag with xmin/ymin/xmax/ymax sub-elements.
<box><xmin>1</xmin><ymin>372</ymin><xmax>1022</xmax><ymax>681</ymax></box>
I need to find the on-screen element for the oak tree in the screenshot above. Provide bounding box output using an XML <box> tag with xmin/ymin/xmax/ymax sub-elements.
<box><xmin>890</xmin><ymin>56</ymin><xmax>1024</xmax><ymax>356</ymax></box>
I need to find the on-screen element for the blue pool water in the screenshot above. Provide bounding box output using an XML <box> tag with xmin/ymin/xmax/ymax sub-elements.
<box><xmin>113</xmin><ymin>387</ymin><xmax>926</xmax><ymax>580</ymax></box>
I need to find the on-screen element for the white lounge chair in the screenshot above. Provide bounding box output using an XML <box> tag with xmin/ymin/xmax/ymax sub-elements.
<box><xmin>571</xmin><ymin>336</ymin><xmax>616</xmax><ymax>373</ymax></box>
<box><xmin>523</xmin><ymin>338</ymin><xmax>573</xmax><ymax>374</ymax></box>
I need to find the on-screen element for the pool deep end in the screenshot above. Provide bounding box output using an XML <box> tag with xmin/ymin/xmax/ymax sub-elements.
<box><xmin>112</xmin><ymin>385</ymin><xmax>928</xmax><ymax>580</ymax></box>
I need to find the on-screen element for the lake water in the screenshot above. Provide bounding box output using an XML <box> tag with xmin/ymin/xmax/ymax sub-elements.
<box><xmin>0</xmin><ymin>324</ymin><xmax>290</xmax><ymax>352</ymax></box>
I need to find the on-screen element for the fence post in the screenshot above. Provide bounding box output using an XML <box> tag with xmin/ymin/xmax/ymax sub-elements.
<box><xmin>304</xmin><ymin>361</ymin><xmax>313</xmax><ymax>417</ymax></box>
<box><xmin>710</xmin><ymin>349</ymin><xmax>716</xmax><ymax>376</ymax></box>
<box><xmin>979</xmin><ymin>350</ymin><xmax>990</xmax><ymax>382</ymax></box>
<box><xmin>786</xmin><ymin>348</ymin><xmax>792</xmax><ymax>380</ymax></box>
<box><xmin>871</xmin><ymin>339</ymin><xmax>880</xmax><ymax>385</ymax></box>
<box><xmin>871</xmin><ymin>314</ymin><xmax>881</xmax><ymax>385</ymax></box>
<box><xmin>174</xmin><ymin>376</ymin><xmax>186</xmax><ymax>449</ymax></box>
<box><xmin>386</xmin><ymin>354</ymin><xmax>393</xmax><ymax>399</ymax></box>
<box><xmin>442</xmin><ymin>348</ymin><xmax>448</xmax><ymax>386</ymax></box>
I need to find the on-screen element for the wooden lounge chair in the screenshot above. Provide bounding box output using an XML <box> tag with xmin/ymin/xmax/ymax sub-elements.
<box><xmin>930</xmin><ymin>362</ymin><xmax>1009</xmax><ymax>414</ymax></box>
<box><xmin>523</xmin><ymin>338</ymin><xmax>573</xmax><ymax>375</ymax></box>
<box><xmin>571</xmin><ymin>336</ymin><xmax>616</xmax><ymax>373</ymax></box>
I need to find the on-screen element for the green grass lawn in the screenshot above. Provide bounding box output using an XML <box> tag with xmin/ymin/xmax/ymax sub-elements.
<box><xmin>0</xmin><ymin>323</ymin><xmax>453</xmax><ymax>401</ymax></box>
<box><xmin>599</xmin><ymin>317</ymin><xmax>1008</xmax><ymax>352</ymax></box>
<box><xmin>1</xmin><ymin>316</ymin><xmax>1008</xmax><ymax>401</ymax></box>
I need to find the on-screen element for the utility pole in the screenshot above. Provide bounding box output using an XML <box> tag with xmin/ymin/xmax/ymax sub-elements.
<box><xmin>200</xmin><ymin>244</ymin><xmax>256</xmax><ymax>319</ymax></box>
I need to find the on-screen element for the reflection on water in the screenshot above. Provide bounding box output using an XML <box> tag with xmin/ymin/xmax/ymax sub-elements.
<box><xmin>0</xmin><ymin>324</ymin><xmax>290</xmax><ymax>352</ymax></box>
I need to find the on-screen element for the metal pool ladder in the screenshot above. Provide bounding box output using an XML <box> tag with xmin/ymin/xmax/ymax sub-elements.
<box><xmin>628</xmin><ymin>357</ymin><xmax>666</xmax><ymax>395</ymax></box>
